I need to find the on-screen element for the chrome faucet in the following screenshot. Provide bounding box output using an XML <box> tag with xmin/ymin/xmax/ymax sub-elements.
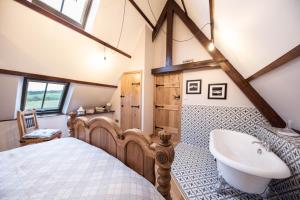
<box><xmin>252</xmin><ymin>141</ymin><xmax>271</xmax><ymax>152</ymax></box>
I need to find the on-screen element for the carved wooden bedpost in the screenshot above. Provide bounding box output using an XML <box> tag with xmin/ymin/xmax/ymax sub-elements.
<box><xmin>155</xmin><ymin>130</ymin><xmax>175</xmax><ymax>200</ymax></box>
<box><xmin>67</xmin><ymin>112</ymin><xmax>77</xmax><ymax>137</ymax></box>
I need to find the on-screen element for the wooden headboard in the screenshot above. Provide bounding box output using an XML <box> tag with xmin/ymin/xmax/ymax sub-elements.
<box><xmin>68</xmin><ymin>114</ymin><xmax>174</xmax><ymax>200</ymax></box>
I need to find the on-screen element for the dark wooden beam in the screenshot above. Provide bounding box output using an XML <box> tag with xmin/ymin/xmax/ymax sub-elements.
<box><xmin>166</xmin><ymin>8</ymin><xmax>174</xmax><ymax>67</ymax></box>
<box><xmin>128</xmin><ymin>0</ymin><xmax>155</xmax><ymax>29</ymax></box>
<box><xmin>209</xmin><ymin>0</ymin><xmax>214</xmax><ymax>41</ymax></box>
<box><xmin>293</xmin><ymin>129</ymin><xmax>300</xmax><ymax>134</ymax></box>
<box><xmin>151</xmin><ymin>59</ymin><xmax>224</xmax><ymax>74</ymax></box>
<box><xmin>152</xmin><ymin>1</ymin><xmax>171</xmax><ymax>41</ymax></box>
<box><xmin>0</xmin><ymin>118</ymin><xmax>16</xmax><ymax>123</ymax></box>
<box><xmin>0</xmin><ymin>69</ymin><xmax>118</xmax><ymax>88</ymax></box>
<box><xmin>181</xmin><ymin>0</ymin><xmax>188</xmax><ymax>17</ymax></box>
<box><xmin>14</xmin><ymin>0</ymin><xmax>131</xmax><ymax>58</ymax></box>
<box><xmin>172</xmin><ymin>1</ymin><xmax>286</xmax><ymax>128</ymax></box>
<box><xmin>247</xmin><ymin>44</ymin><xmax>300</xmax><ymax>82</ymax></box>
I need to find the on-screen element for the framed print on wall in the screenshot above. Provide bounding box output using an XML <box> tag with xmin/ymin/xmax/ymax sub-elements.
<box><xmin>208</xmin><ymin>83</ymin><xmax>227</xmax><ymax>99</ymax></box>
<box><xmin>186</xmin><ymin>79</ymin><xmax>202</xmax><ymax>94</ymax></box>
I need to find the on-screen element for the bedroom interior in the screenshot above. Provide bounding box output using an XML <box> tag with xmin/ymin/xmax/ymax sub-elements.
<box><xmin>0</xmin><ymin>0</ymin><xmax>299</xmax><ymax>199</ymax></box>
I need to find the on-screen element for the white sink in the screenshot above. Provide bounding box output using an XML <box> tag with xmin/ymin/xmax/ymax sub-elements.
<box><xmin>209</xmin><ymin>129</ymin><xmax>291</xmax><ymax>194</ymax></box>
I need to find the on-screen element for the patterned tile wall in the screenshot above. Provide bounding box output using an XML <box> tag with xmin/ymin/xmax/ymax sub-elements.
<box><xmin>177</xmin><ymin>104</ymin><xmax>300</xmax><ymax>199</ymax></box>
<box><xmin>255</xmin><ymin>126</ymin><xmax>300</xmax><ymax>199</ymax></box>
<box><xmin>181</xmin><ymin>105</ymin><xmax>269</xmax><ymax>149</ymax></box>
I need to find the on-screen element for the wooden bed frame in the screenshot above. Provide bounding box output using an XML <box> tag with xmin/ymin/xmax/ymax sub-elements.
<box><xmin>67</xmin><ymin>113</ymin><xmax>174</xmax><ymax>200</ymax></box>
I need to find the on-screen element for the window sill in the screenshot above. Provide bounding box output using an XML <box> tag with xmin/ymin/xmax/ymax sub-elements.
<box><xmin>37</xmin><ymin>113</ymin><xmax>66</xmax><ymax>118</ymax></box>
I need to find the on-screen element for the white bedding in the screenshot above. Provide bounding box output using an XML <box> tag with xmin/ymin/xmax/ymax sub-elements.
<box><xmin>0</xmin><ymin>138</ymin><xmax>164</xmax><ymax>200</ymax></box>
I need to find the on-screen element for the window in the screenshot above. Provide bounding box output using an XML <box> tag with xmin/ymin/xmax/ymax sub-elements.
<box><xmin>21</xmin><ymin>78</ymin><xmax>69</xmax><ymax>114</ymax></box>
<box><xmin>32</xmin><ymin>0</ymin><xmax>93</xmax><ymax>28</ymax></box>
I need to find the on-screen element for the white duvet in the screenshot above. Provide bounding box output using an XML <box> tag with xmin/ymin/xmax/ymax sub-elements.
<box><xmin>0</xmin><ymin>138</ymin><xmax>164</xmax><ymax>200</ymax></box>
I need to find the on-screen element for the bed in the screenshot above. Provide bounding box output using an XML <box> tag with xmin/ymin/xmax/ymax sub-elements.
<box><xmin>0</xmin><ymin>116</ymin><xmax>175</xmax><ymax>200</ymax></box>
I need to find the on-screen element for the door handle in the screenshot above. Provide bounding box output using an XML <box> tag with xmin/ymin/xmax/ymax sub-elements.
<box><xmin>120</xmin><ymin>95</ymin><xmax>125</xmax><ymax>98</ymax></box>
<box><xmin>132</xmin><ymin>82</ymin><xmax>140</xmax><ymax>86</ymax></box>
<box><xmin>174</xmin><ymin>95</ymin><xmax>180</xmax><ymax>100</ymax></box>
<box><xmin>155</xmin><ymin>84</ymin><xmax>164</xmax><ymax>87</ymax></box>
<box><xmin>155</xmin><ymin>105</ymin><xmax>164</xmax><ymax>109</ymax></box>
<box><xmin>131</xmin><ymin>105</ymin><xmax>140</xmax><ymax>108</ymax></box>
<box><xmin>155</xmin><ymin>126</ymin><xmax>164</xmax><ymax>130</ymax></box>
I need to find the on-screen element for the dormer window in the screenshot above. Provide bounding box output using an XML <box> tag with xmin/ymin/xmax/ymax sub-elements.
<box><xmin>21</xmin><ymin>78</ymin><xmax>69</xmax><ymax>115</ymax></box>
<box><xmin>32</xmin><ymin>0</ymin><xmax>93</xmax><ymax>28</ymax></box>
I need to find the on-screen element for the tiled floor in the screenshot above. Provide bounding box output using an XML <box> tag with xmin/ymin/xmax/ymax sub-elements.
<box><xmin>172</xmin><ymin>143</ymin><xmax>262</xmax><ymax>200</ymax></box>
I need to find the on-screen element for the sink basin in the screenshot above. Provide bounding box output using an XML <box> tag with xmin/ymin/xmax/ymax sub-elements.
<box><xmin>209</xmin><ymin>129</ymin><xmax>291</xmax><ymax>194</ymax></box>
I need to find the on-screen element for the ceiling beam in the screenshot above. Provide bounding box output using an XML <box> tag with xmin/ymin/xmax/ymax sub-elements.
<box><xmin>151</xmin><ymin>59</ymin><xmax>224</xmax><ymax>74</ymax></box>
<box><xmin>152</xmin><ymin>1</ymin><xmax>172</xmax><ymax>41</ymax></box>
<box><xmin>181</xmin><ymin>0</ymin><xmax>188</xmax><ymax>17</ymax></box>
<box><xmin>0</xmin><ymin>68</ymin><xmax>118</xmax><ymax>88</ymax></box>
<box><xmin>14</xmin><ymin>0</ymin><xmax>131</xmax><ymax>58</ymax></box>
<box><xmin>172</xmin><ymin>1</ymin><xmax>286</xmax><ymax>128</ymax></box>
<box><xmin>128</xmin><ymin>0</ymin><xmax>155</xmax><ymax>29</ymax></box>
<box><xmin>247</xmin><ymin>44</ymin><xmax>300</xmax><ymax>82</ymax></box>
<box><xmin>209</xmin><ymin>0</ymin><xmax>214</xmax><ymax>41</ymax></box>
<box><xmin>166</xmin><ymin>8</ymin><xmax>174</xmax><ymax>67</ymax></box>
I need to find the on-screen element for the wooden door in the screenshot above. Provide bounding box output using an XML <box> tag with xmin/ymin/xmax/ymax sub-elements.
<box><xmin>154</xmin><ymin>73</ymin><xmax>182</xmax><ymax>142</ymax></box>
<box><xmin>121</xmin><ymin>71</ymin><xmax>142</xmax><ymax>130</ymax></box>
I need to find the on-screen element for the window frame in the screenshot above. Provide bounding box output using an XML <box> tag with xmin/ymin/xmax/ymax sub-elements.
<box><xmin>21</xmin><ymin>78</ymin><xmax>70</xmax><ymax>115</ymax></box>
<box><xmin>32</xmin><ymin>0</ymin><xmax>93</xmax><ymax>29</ymax></box>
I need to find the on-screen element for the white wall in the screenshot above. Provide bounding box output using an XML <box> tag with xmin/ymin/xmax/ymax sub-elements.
<box><xmin>214</xmin><ymin>0</ymin><xmax>300</xmax><ymax>78</ymax></box>
<box><xmin>142</xmin><ymin>26</ymin><xmax>154</xmax><ymax>133</ymax></box>
<box><xmin>183</xmin><ymin>69</ymin><xmax>253</xmax><ymax>107</ymax></box>
<box><xmin>251</xmin><ymin>57</ymin><xmax>300</xmax><ymax>130</ymax></box>
<box><xmin>110</xmin><ymin>25</ymin><xmax>154</xmax><ymax>132</ymax></box>
<box><xmin>65</xmin><ymin>83</ymin><xmax>116</xmax><ymax>113</ymax></box>
<box><xmin>0</xmin><ymin>120</ymin><xmax>19</xmax><ymax>151</ymax></box>
<box><xmin>0</xmin><ymin>115</ymin><xmax>68</xmax><ymax>151</ymax></box>
<box><xmin>110</xmin><ymin>81</ymin><xmax>122</xmax><ymax>125</ymax></box>
<box><xmin>38</xmin><ymin>115</ymin><xmax>69</xmax><ymax>137</ymax></box>
<box><xmin>0</xmin><ymin>74</ymin><xmax>20</xmax><ymax>120</ymax></box>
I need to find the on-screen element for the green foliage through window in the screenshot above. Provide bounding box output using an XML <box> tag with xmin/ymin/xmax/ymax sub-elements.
<box><xmin>21</xmin><ymin>79</ymin><xmax>69</xmax><ymax>114</ymax></box>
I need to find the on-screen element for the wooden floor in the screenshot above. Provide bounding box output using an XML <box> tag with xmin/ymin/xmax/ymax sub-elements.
<box><xmin>170</xmin><ymin>174</ymin><xmax>186</xmax><ymax>200</ymax></box>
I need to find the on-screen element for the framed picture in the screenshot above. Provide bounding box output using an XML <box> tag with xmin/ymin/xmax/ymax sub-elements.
<box><xmin>186</xmin><ymin>79</ymin><xmax>202</xmax><ymax>94</ymax></box>
<box><xmin>208</xmin><ymin>83</ymin><xmax>227</xmax><ymax>99</ymax></box>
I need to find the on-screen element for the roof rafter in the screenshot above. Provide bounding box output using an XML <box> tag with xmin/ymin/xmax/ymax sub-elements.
<box><xmin>173</xmin><ymin>1</ymin><xmax>286</xmax><ymax>127</ymax></box>
<box><xmin>166</xmin><ymin>6</ymin><xmax>174</xmax><ymax>67</ymax></box>
<box><xmin>151</xmin><ymin>59</ymin><xmax>225</xmax><ymax>74</ymax></box>
<box><xmin>152</xmin><ymin>0</ymin><xmax>172</xmax><ymax>41</ymax></box>
<box><xmin>181</xmin><ymin>0</ymin><xmax>188</xmax><ymax>16</ymax></box>
<box><xmin>128</xmin><ymin>0</ymin><xmax>155</xmax><ymax>29</ymax></box>
<box><xmin>247</xmin><ymin>44</ymin><xmax>300</xmax><ymax>81</ymax></box>
<box><xmin>172</xmin><ymin>1</ymin><xmax>285</xmax><ymax>127</ymax></box>
<box><xmin>151</xmin><ymin>0</ymin><xmax>286</xmax><ymax>128</ymax></box>
<box><xmin>209</xmin><ymin>0</ymin><xmax>214</xmax><ymax>41</ymax></box>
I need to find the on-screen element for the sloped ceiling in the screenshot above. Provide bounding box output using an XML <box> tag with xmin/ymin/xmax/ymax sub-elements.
<box><xmin>132</xmin><ymin>0</ymin><xmax>299</xmax><ymax>76</ymax></box>
<box><xmin>65</xmin><ymin>83</ymin><xmax>115</xmax><ymax>113</ymax></box>
<box><xmin>132</xmin><ymin>0</ymin><xmax>300</xmax><ymax>129</ymax></box>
